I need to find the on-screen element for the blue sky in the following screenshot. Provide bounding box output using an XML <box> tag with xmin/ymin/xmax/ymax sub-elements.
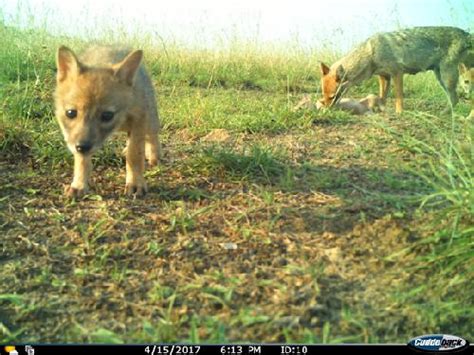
<box><xmin>1</xmin><ymin>0</ymin><xmax>473</xmax><ymax>51</ymax></box>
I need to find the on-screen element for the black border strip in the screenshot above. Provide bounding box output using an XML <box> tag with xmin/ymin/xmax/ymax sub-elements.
<box><xmin>3</xmin><ymin>345</ymin><xmax>474</xmax><ymax>355</ymax></box>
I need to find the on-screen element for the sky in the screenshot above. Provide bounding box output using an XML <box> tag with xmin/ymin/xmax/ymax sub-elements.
<box><xmin>1</xmin><ymin>0</ymin><xmax>473</xmax><ymax>51</ymax></box>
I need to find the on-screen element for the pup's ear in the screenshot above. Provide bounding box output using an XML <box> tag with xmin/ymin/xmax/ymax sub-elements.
<box><xmin>458</xmin><ymin>63</ymin><xmax>467</xmax><ymax>73</ymax></box>
<box><xmin>335</xmin><ymin>65</ymin><xmax>346</xmax><ymax>82</ymax></box>
<box><xmin>320</xmin><ymin>62</ymin><xmax>330</xmax><ymax>76</ymax></box>
<box><xmin>57</xmin><ymin>46</ymin><xmax>81</xmax><ymax>82</ymax></box>
<box><xmin>114</xmin><ymin>50</ymin><xmax>143</xmax><ymax>86</ymax></box>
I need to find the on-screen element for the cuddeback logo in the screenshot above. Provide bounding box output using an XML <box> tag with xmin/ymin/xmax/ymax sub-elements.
<box><xmin>408</xmin><ymin>334</ymin><xmax>469</xmax><ymax>353</ymax></box>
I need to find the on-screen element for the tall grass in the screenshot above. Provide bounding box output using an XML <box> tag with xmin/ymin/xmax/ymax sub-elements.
<box><xmin>382</xmin><ymin>113</ymin><xmax>473</xmax><ymax>334</ymax></box>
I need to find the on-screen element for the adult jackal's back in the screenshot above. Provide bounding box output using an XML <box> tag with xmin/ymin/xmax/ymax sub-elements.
<box><xmin>320</xmin><ymin>27</ymin><xmax>474</xmax><ymax>113</ymax></box>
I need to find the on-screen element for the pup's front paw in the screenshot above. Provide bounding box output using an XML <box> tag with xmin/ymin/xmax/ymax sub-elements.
<box><xmin>64</xmin><ymin>184</ymin><xmax>89</xmax><ymax>198</ymax></box>
<box><xmin>124</xmin><ymin>181</ymin><xmax>148</xmax><ymax>197</ymax></box>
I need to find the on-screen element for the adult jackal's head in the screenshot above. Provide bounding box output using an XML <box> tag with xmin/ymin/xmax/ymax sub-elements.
<box><xmin>319</xmin><ymin>62</ymin><xmax>349</xmax><ymax>107</ymax></box>
<box><xmin>54</xmin><ymin>46</ymin><xmax>142</xmax><ymax>155</ymax></box>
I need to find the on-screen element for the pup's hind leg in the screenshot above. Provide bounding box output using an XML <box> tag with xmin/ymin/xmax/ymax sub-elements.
<box><xmin>125</xmin><ymin>127</ymin><xmax>147</xmax><ymax>197</ymax></box>
<box><xmin>145</xmin><ymin>132</ymin><xmax>161</xmax><ymax>167</ymax></box>
<box><xmin>124</xmin><ymin>136</ymin><xmax>160</xmax><ymax>165</ymax></box>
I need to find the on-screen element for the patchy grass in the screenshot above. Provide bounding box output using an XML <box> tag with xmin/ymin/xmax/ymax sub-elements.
<box><xmin>0</xmin><ymin>22</ymin><xmax>473</xmax><ymax>343</ymax></box>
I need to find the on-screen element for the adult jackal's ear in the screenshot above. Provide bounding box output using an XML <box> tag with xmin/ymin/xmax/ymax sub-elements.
<box><xmin>57</xmin><ymin>46</ymin><xmax>81</xmax><ymax>82</ymax></box>
<box><xmin>114</xmin><ymin>50</ymin><xmax>143</xmax><ymax>86</ymax></box>
<box><xmin>320</xmin><ymin>62</ymin><xmax>330</xmax><ymax>76</ymax></box>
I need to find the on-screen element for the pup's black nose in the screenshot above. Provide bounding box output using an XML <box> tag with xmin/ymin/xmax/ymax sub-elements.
<box><xmin>76</xmin><ymin>142</ymin><xmax>92</xmax><ymax>154</ymax></box>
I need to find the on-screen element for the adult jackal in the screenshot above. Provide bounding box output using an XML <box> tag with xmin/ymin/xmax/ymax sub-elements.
<box><xmin>320</xmin><ymin>26</ymin><xmax>474</xmax><ymax>113</ymax></box>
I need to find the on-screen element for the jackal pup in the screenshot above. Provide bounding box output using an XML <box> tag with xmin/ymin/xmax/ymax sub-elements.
<box><xmin>458</xmin><ymin>63</ymin><xmax>474</xmax><ymax>119</ymax></box>
<box><xmin>55</xmin><ymin>46</ymin><xmax>161</xmax><ymax>198</ymax></box>
<box><xmin>458</xmin><ymin>63</ymin><xmax>473</xmax><ymax>97</ymax></box>
<box><xmin>315</xmin><ymin>94</ymin><xmax>384</xmax><ymax>115</ymax></box>
<box><xmin>320</xmin><ymin>26</ymin><xmax>474</xmax><ymax>114</ymax></box>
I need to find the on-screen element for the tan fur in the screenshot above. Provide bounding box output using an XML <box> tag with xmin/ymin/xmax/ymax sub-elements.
<box><xmin>55</xmin><ymin>46</ymin><xmax>161</xmax><ymax>198</ymax></box>
<box><xmin>293</xmin><ymin>94</ymin><xmax>317</xmax><ymax>111</ymax></box>
<box><xmin>359</xmin><ymin>94</ymin><xmax>385</xmax><ymax>112</ymax></box>
<box><xmin>320</xmin><ymin>27</ymin><xmax>474</xmax><ymax>114</ymax></box>
<box><xmin>458</xmin><ymin>64</ymin><xmax>474</xmax><ymax>119</ymax></box>
<box><xmin>459</xmin><ymin>63</ymin><xmax>473</xmax><ymax>97</ymax></box>
<box><xmin>312</xmin><ymin>94</ymin><xmax>384</xmax><ymax>115</ymax></box>
<box><xmin>338</xmin><ymin>99</ymin><xmax>369</xmax><ymax>115</ymax></box>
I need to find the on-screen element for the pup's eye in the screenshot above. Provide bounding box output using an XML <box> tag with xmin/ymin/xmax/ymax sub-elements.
<box><xmin>465</xmin><ymin>81</ymin><xmax>470</xmax><ymax>84</ymax></box>
<box><xmin>101</xmin><ymin>111</ymin><xmax>115</xmax><ymax>122</ymax></box>
<box><xmin>65</xmin><ymin>109</ymin><xmax>77</xmax><ymax>119</ymax></box>
<box><xmin>328</xmin><ymin>95</ymin><xmax>335</xmax><ymax>100</ymax></box>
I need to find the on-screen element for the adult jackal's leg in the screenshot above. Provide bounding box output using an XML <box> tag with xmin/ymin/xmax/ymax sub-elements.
<box><xmin>393</xmin><ymin>73</ymin><xmax>404</xmax><ymax>114</ymax></box>
<box><xmin>378</xmin><ymin>75</ymin><xmax>391</xmax><ymax>103</ymax></box>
